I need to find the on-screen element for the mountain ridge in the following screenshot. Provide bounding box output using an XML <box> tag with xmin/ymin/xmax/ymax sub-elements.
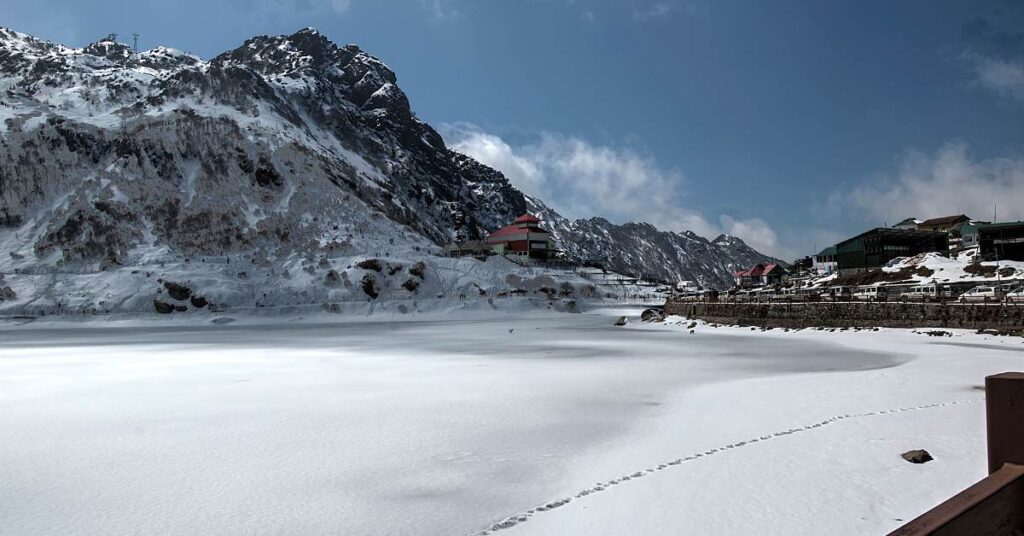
<box><xmin>0</xmin><ymin>26</ymin><xmax>778</xmax><ymax>301</ymax></box>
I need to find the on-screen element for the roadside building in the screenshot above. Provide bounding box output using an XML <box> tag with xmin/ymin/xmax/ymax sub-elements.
<box><xmin>891</xmin><ymin>217</ymin><xmax>921</xmax><ymax>230</ymax></box>
<box><xmin>812</xmin><ymin>246</ymin><xmax>837</xmax><ymax>275</ymax></box>
<box><xmin>443</xmin><ymin>240</ymin><xmax>490</xmax><ymax>258</ymax></box>
<box><xmin>676</xmin><ymin>280</ymin><xmax>700</xmax><ymax>293</ymax></box>
<box><xmin>733</xmin><ymin>263</ymin><xmax>786</xmax><ymax>288</ymax></box>
<box><xmin>835</xmin><ymin>228</ymin><xmax>949</xmax><ymax>275</ymax></box>
<box><xmin>485</xmin><ymin>214</ymin><xmax>558</xmax><ymax>262</ymax></box>
<box><xmin>916</xmin><ymin>214</ymin><xmax>971</xmax><ymax>233</ymax></box>
<box><xmin>918</xmin><ymin>214</ymin><xmax>971</xmax><ymax>253</ymax></box>
<box><xmin>962</xmin><ymin>221</ymin><xmax>1024</xmax><ymax>262</ymax></box>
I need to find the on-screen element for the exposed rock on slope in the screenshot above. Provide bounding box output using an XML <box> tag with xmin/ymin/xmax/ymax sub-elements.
<box><xmin>0</xmin><ymin>26</ymin><xmax>775</xmax><ymax>312</ymax></box>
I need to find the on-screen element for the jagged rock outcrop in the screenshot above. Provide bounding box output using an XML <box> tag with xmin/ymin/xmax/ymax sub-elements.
<box><xmin>0</xmin><ymin>26</ymin><xmax>775</xmax><ymax>302</ymax></box>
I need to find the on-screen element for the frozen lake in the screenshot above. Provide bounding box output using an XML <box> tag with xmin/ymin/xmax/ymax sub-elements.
<box><xmin>1</xmin><ymin>310</ymin><xmax>1019</xmax><ymax>535</ymax></box>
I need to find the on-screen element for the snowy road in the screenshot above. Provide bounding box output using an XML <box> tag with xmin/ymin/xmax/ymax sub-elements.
<box><xmin>0</xmin><ymin>311</ymin><xmax>1020</xmax><ymax>535</ymax></box>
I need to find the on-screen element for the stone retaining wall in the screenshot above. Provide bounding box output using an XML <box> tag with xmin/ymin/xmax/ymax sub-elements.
<box><xmin>663</xmin><ymin>301</ymin><xmax>1024</xmax><ymax>330</ymax></box>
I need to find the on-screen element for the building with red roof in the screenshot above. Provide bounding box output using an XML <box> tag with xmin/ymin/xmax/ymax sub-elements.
<box><xmin>733</xmin><ymin>263</ymin><xmax>786</xmax><ymax>288</ymax></box>
<box><xmin>485</xmin><ymin>214</ymin><xmax>558</xmax><ymax>261</ymax></box>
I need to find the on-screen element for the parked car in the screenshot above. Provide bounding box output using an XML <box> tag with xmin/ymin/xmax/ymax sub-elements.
<box><xmin>959</xmin><ymin>286</ymin><xmax>1003</xmax><ymax>303</ymax></box>
<box><xmin>852</xmin><ymin>286</ymin><xmax>887</xmax><ymax>302</ymax></box>
<box><xmin>901</xmin><ymin>284</ymin><xmax>953</xmax><ymax>302</ymax></box>
<box><xmin>1005</xmin><ymin>288</ymin><xmax>1024</xmax><ymax>304</ymax></box>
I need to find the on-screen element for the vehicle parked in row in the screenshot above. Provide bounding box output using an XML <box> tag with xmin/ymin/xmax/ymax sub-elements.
<box><xmin>852</xmin><ymin>286</ymin><xmax>887</xmax><ymax>302</ymax></box>
<box><xmin>1005</xmin><ymin>288</ymin><xmax>1024</xmax><ymax>304</ymax></box>
<box><xmin>799</xmin><ymin>288</ymin><xmax>822</xmax><ymax>302</ymax></box>
<box><xmin>959</xmin><ymin>286</ymin><xmax>1003</xmax><ymax>303</ymax></box>
<box><xmin>822</xmin><ymin>286</ymin><xmax>852</xmax><ymax>302</ymax></box>
<box><xmin>901</xmin><ymin>284</ymin><xmax>953</xmax><ymax>302</ymax></box>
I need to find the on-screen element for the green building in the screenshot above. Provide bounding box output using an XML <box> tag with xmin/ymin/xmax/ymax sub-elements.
<box><xmin>961</xmin><ymin>221</ymin><xmax>1024</xmax><ymax>261</ymax></box>
<box><xmin>835</xmin><ymin>228</ymin><xmax>948</xmax><ymax>275</ymax></box>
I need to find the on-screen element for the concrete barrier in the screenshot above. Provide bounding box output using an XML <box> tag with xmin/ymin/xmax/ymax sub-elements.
<box><xmin>663</xmin><ymin>301</ymin><xmax>1024</xmax><ymax>330</ymax></box>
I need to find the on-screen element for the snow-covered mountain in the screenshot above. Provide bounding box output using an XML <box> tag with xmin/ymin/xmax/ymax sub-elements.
<box><xmin>0</xmin><ymin>27</ymin><xmax>776</xmax><ymax>313</ymax></box>
<box><xmin>528</xmin><ymin>198</ymin><xmax>779</xmax><ymax>287</ymax></box>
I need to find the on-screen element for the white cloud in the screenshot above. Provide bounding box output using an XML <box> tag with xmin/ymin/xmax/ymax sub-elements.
<box><xmin>442</xmin><ymin>123</ymin><xmax>790</xmax><ymax>258</ymax></box>
<box><xmin>970</xmin><ymin>55</ymin><xmax>1024</xmax><ymax>101</ymax></box>
<box><xmin>632</xmin><ymin>1</ymin><xmax>704</xmax><ymax>21</ymax></box>
<box><xmin>633</xmin><ymin>2</ymin><xmax>674</xmax><ymax>21</ymax></box>
<box><xmin>420</xmin><ymin>0</ymin><xmax>461</xmax><ymax>21</ymax></box>
<box><xmin>328</xmin><ymin>0</ymin><xmax>459</xmax><ymax>20</ymax></box>
<box><xmin>825</xmin><ymin>142</ymin><xmax>1024</xmax><ymax>226</ymax></box>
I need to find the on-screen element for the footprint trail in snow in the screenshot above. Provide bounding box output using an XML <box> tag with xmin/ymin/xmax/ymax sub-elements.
<box><xmin>471</xmin><ymin>397</ymin><xmax>983</xmax><ymax>535</ymax></box>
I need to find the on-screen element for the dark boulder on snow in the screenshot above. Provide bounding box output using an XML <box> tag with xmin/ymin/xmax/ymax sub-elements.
<box><xmin>641</xmin><ymin>308</ymin><xmax>664</xmax><ymax>322</ymax></box>
<box><xmin>409</xmin><ymin>261</ymin><xmax>426</xmax><ymax>279</ymax></box>
<box><xmin>357</xmin><ymin>259</ymin><xmax>383</xmax><ymax>272</ymax></box>
<box><xmin>361</xmin><ymin>274</ymin><xmax>379</xmax><ymax>299</ymax></box>
<box><xmin>163</xmin><ymin>281</ymin><xmax>192</xmax><ymax>301</ymax></box>
<box><xmin>190</xmin><ymin>295</ymin><xmax>209</xmax><ymax>308</ymax></box>
<box><xmin>153</xmin><ymin>299</ymin><xmax>175</xmax><ymax>314</ymax></box>
<box><xmin>901</xmin><ymin>449</ymin><xmax>933</xmax><ymax>464</ymax></box>
<box><xmin>614</xmin><ymin>316</ymin><xmax>627</xmax><ymax>326</ymax></box>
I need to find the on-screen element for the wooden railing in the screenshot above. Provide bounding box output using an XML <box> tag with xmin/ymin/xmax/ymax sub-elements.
<box><xmin>888</xmin><ymin>372</ymin><xmax>1024</xmax><ymax>535</ymax></box>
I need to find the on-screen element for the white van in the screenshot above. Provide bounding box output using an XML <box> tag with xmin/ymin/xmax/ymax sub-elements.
<box><xmin>902</xmin><ymin>284</ymin><xmax>951</xmax><ymax>302</ymax></box>
<box><xmin>959</xmin><ymin>286</ymin><xmax>1002</xmax><ymax>303</ymax></box>
<box><xmin>852</xmin><ymin>286</ymin><xmax>887</xmax><ymax>302</ymax></box>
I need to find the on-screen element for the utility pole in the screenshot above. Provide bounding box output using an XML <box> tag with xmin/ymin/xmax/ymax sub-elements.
<box><xmin>107</xmin><ymin>32</ymin><xmax>118</xmax><ymax>42</ymax></box>
<box><xmin>132</xmin><ymin>32</ymin><xmax>139</xmax><ymax>52</ymax></box>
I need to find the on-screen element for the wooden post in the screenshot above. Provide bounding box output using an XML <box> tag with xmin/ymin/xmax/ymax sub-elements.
<box><xmin>987</xmin><ymin>372</ymin><xmax>1024</xmax><ymax>474</ymax></box>
<box><xmin>887</xmin><ymin>373</ymin><xmax>1024</xmax><ymax>535</ymax></box>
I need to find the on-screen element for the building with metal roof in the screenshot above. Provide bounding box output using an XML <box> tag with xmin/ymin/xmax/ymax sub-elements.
<box><xmin>961</xmin><ymin>221</ymin><xmax>1024</xmax><ymax>261</ymax></box>
<box><xmin>835</xmin><ymin>227</ymin><xmax>949</xmax><ymax>275</ymax></box>
<box><xmin>917</xmin><ymin>214</ymin><xmax>971</xmax><ymax>232</ymax></box>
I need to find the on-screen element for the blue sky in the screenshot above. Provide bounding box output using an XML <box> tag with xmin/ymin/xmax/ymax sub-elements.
<box><xmin>4</xmin><ymin>0</ymin><xmax>1024</xmax><ymax>258</ymax></box>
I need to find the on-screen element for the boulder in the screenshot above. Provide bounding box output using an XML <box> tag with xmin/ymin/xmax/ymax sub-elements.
<box><xmin>356</xmin><ymin>259</ymin><xmax>383</xmax><ymax>272</ymax></box>
<box><xmin>614</xmin><ymin>316</ymin><xmax>627</xmax><ymax>326</ymax></box>
<box><xmin>361</xmin><ymin>274</ymin><xmax>379</xmax><ymax>299</ymax></box>
<box><xmin>163</xmin><ymin>281</ymin><xmax>192</xmax><ymax>301</ymax></box>
<box><xmin>190</xmin><ymin>295</ymin><xmax>209</xmax><ymax>308</ymax></box>
<box><xmin>901</xmin><ymin>449</ymin><xmax>933</xmax><ymax>464</ymax></box>
<box><xmin>153</xmin><ymin>299</ymin><xmax>174</xmax><ymax>314</ymax></box>
<box><xmin>641</xmin><ymin>308</ymin><xmax>664</xmax><ymax>322</ymax></box>
<box><xmin>409</xmin><ymin>261</ymin><xmax>426</xmax><ymax>279</ymax></box>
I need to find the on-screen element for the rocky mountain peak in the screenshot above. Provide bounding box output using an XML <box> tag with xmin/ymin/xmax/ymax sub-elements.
<box><xmin>0</xmin><ymin>26</ymin><xmax>780</xmax><ymax>293</ymax></box>
<box><xmin>83</xmin><ymin>38</ymin><xmax>133</xmax><ymax>63</ymax></box>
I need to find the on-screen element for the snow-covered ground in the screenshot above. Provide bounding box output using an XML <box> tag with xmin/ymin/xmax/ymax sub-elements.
<box><xmin>1</xmin><ymin>309</ymin><xmax>1021</xmax><ymax>535</ymax></box>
